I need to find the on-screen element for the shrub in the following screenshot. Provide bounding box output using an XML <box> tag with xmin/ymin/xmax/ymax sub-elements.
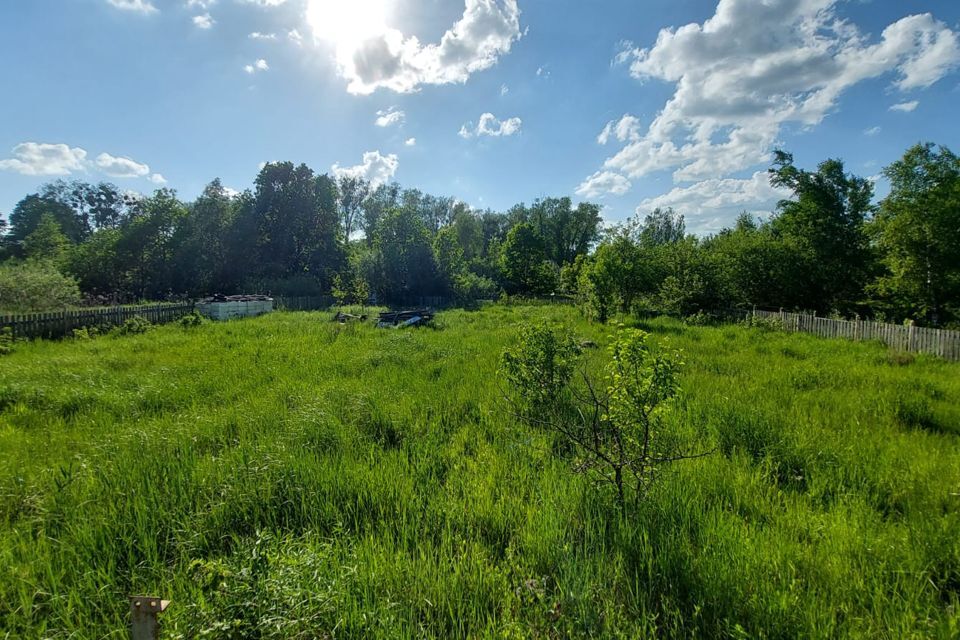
<box><xmin>71</xmin><ymin>326</ymin><xmax>100</xmax><ymax>341</ymax></box>
<box><xmin>502</xmin><ymin>323</ymin><xmax>705</xmax><ymax>511</ymax></box>
<box><xmin>453</xmin><ymin>272</ymin><xmax>498</xmax><ymax>305</ymax></box>
<box><xmin>0</xmin><ymin>260</ymin><xmax>81</xmax><ymax>313</ymax></box>
<box><xmin>179</xmin><ymin>311</ymin><xmax>207</xmax><ymax>328</ymax></box>
<box><xmin>112</xmin><ymin>315</ymin><xmax>152</xmax><ymax>336</ymax></box>
<box><xmin>740</xmin><ymin>313</ymin><xmax>784</xmax><ymax>331</ymax></box>
<box><xmin>0</xmin><ymin>327</ymin><xmax>13</xmax><ymax>356</ymax></box>
<box><xmin>684</xmin><ymin>310</ymin><xmax>715</xmax><ymax>326</ymax></box>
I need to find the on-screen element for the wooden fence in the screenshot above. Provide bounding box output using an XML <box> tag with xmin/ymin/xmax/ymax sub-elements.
<box><xmin>0</xmin><ymin>303</ymin><xmax>195</xmax><ymax>340</ymax></box>
<box><xmin>745</xmin><ymin>308</ymin><xmax>960</xmax><ymax>361</ymax></box>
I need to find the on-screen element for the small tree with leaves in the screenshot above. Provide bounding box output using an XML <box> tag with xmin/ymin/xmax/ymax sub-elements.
<box><xmin>502</xmin><ymin>324</ymin><xmax>706</xmax><ymax>511</ymax></box>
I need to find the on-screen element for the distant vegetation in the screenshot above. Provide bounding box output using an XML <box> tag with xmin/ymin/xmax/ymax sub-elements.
<box><xmin>1</xmin><ymin>143</ymin><xmax>959</xmax><ymax>328</ymax></box>
<box><xmin>0</xmin><ymin>304</ymin><xmax>957</xmax><ymax>637</ymax></box>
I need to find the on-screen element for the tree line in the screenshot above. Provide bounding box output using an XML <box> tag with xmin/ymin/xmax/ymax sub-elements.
<box><xmin>1</xmin><ymin>142</ymin><xmax>958</xmax><ymax>327</ymax></box>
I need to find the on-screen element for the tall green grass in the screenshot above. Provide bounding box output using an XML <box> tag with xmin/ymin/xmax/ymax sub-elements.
<box><xmin>0</xmin><ymin>306</ymin><xmax>958</xmax><ymax>638</ymax></box>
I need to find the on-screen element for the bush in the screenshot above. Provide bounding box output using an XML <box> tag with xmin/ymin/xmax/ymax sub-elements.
<box><xmin>112</xmin><ymin>315</ymin><xmax>152</xmax><ymax>336</ymax></box>
<box><xmin>71</xmin><ymin>326</ymin><xmax>100</xmax><ymax>341</ymax></box>
<box><xmin>0</xmin><ymin>327</ymin><xmax>13</xmax><ymax>356</ymax></box>
<box><xmin>453</xmin><ymin>272</ymin><xmax>498</xmax><ymax>305</ymax></box>
<box><xmin>502</xmin><ymin>323</ymin><xmax>703</xmax><ymax>511</ymax></box>
<box><xmin>179</xmin><ymin>311</ymin><xmax>207</xmax><ymax>328</ymax></box>
<box><xmin>684</xmin><ymin>310</ymin><xmax>715</xmax><ymax>326</ymax></box>
<box><xmin>0</xmin><ymin>260</ymin><xmax>81</xmax><ymax>313</ymax></box>
<box><xmin>740</xmin><ymin>313</ymin><xmax>784</xmax><ymax>331</ymax></box>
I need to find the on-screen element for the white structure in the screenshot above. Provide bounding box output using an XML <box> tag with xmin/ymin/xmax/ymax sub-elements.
<box><xmin>197</xmin><ymin>295</ymin><xmax>274</xmax><ymax>321</ymax></box>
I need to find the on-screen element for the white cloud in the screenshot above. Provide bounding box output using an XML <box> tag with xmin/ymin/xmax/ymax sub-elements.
<box><xmin>0</xmin><ymin>142</ymin><xmax>88</xmax><ymax>176</ymax></box>
<box><xmin>331</xmin><ymin>150</ymin><xmax>399</xmax><ymax>188</ymax></box>
<box><xmin>185</xmin><ymin>0</ymin><xmax>215</xmax><ymax>8</ymax></box>
<box><xmin>192</xmin><ymin>13</ymin><xmax>214</xmax><ymax>29</ymax></box>
<box><xmin>890</xmin><ymin>100</ymin><xmax>919</xmax><ymax>112</ymax></box>
<box><xmin>459</xmin><ymin>112</ymin><xmax>522</xmax><ymax>138</ymax></box>
<box><xmin>224</xmin><ymin>186</ymin><xmax>241</xmax><ymax>198</ymax></box>
<box><xmin>597</xmin><ymin>114</ymin><xmax>641</xmax><ymax>145</ymax></box>
<box><xmin>106</xmin><ymin>0</ymin><xmax>157</xmax><ymax>13</ymax></box>
<box><xmin>587</xmin><ymin>0</ymin><xmax>960</xmax><ymax>194</ymax></box>
<box><xmin>244</xmin><ymin>59</ymin><xmax>269</xmax><ymax>74</ymax></box>
<box><xmin>864</xmin><ymin>126</ymin><xmax>881</xmax><ymax>136</ymax></box>
<box><xmin>636</xmin><ymin>171</ymin><xmax>790</xmax><ymax>234</ymax></box>
<box><xmin>405</xmin><ymin>138</ymin><xmax>417</xmax><ymax>146</ymax></box>
<box><xmin>312</xmin><ymin>0</ymin><xmax>523</xmax><ymax>95</ymax></box>
<box><xmin>375</xmin><ymin>107</ymin><xmax>405</xmax><ymax>127</ymax></box>
<box><xmin>149</xmin><ymin>173</ymin><xmax>167</xmax><ymax>185</ymax></box>
<box><xmin>288</xmin><ymin>29</ymin><xmax>303</xmax><ymax>46</ymax></box>
<box><xmin>249</xmin><ymin>31</ymin><xmax>276</xmax><ymax>40</ymax></box>
<box><xmin>575</xmin><ymin>171</ymin><xmax>632</xmax><ymax>198</ymax></box>
<box><xmin>240</xmin><ymin>0</ymin><xmax>287</xmax><ymax>6</ymax></box>
<box><xmin>500</xmin><ymin>84</ymin><xmax>509</xmax><ymax>96</ymax></box>
<box><xmin>94</xmin><ymin>153</ymin><xmax>151</xmax><ymax>179</ymax></box>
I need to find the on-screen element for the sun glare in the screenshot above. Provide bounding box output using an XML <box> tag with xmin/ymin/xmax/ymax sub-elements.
<box><xmin>306</xmin><ymin>0</ymin><xmax>390</xmax><ymax>48</ymax></box>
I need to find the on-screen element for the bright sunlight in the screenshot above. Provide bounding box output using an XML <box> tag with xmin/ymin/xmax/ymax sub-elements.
<box><xmin>306</xmin><ymin>0</ymin><xmax>391</xmax><ymax>47</ymax></box>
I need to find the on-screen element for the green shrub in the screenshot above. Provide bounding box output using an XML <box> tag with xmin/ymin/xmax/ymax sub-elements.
<box><xmin>0</xmin><ymin>327</ymin><xmax>13</xmax><ymax>356</ymax></box>
<box><xmin>453</xmin><ymin>272</ymin><xmax>498</xmax><ymax>305</ymax></box>
<box><xmin>178</xmin><ymin>311</ymin><xmax>207</xmax><ymax>328</ymax></box>
<box><xmin>740</xmin><ymin>313</ymin><xmax>784</xmax><ymax>331</ymax></box>
<box><xmin>112</xmin><ymin>315</ymin><xmax>152</xmax><ymax>336</ymax></box>
<box><xmin>0</xmin><ymin>260</ymin><xmax>81</xmax><ymax>313</ymax></box>
<box><xmin>71</xmin><ymin>326</ymin><xmax>100</xmax><ymax>341</ymax></box>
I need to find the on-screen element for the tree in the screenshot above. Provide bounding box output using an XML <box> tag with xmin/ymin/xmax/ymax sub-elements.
<box><xmin>769</xmin><ymin>150</ymin><xmax>875</xmax><ymax>313</ymax></box>
<box><xmin>502</xmin><ymin>324</ymin><xmax>702</xmax><ymax>511</ymax></box>
<box><xmin>116</xmin><ymin>189</ymin><xmax>187</xmax><ymax>300</ymax></box>
<box><xmin>23</xmin><ymin>214</ymin><xmax>70</xmax><ymax>265</ymax></box>
<box><xmin>251</xmin><ymin>162</ymin><xmax>344</xmax><ymax>287</ymax></box>
<box><xmin>171</xmin><ymin>179</ymin><xmax>237</xmax><ymax>295</ymax></box>
<box><xmin>335</xmin><ymin>175</ymin><xmax>370</xmax><ymax>240</ymax></box>
<box><xmin>638</xmin><ymin>207</ymin><xmax>685</xmax><ymax>247</ymax></box>
<box><xmin>870</xmin><ymin>143</ymin><xmax>960</xmax><ymax>325</ymax></box>
<box><xmin>362</xmin><ymin>182</ymin><xmax>401</xmax><ymax>244</ymax></box>
<box><xmin>8</xmin><ymin>194</ymin><xmax>84</xmax><ymax>247</ymax></box>
<box><xmin>500</xmin><ymin>223</ymin><xmax>555</xmax><ymax>294</ymax></box>
<box><xmin>516</xmin><ymin>197</ymin><xmax>603</xmax><ymax>266</ymax></box>
<box><xmin>372</xmin><ymin>208</ymin><xmax>438</xmax><ymax>300</ymax></box>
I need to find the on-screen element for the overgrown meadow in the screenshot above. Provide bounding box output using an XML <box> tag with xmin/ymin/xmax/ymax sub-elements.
<box><xmin>1</xmin><ymin>305</ymin><xmax>959</xmax><ymax>638</ymax></box>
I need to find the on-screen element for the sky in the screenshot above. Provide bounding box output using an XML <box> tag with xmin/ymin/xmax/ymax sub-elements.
<box><xmin>1</xmin><ymin>0</ymin><xmax>959</xmax><ymax>235</ymax></box>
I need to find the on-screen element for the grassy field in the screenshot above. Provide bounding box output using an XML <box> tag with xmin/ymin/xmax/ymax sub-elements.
<box><xmin>1</xmin><ymin>304</ymin><xmax>959</xmax><ymax>638</ymax></box>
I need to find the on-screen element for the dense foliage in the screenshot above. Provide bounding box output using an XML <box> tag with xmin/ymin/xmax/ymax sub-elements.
<box><xmin>0</xmin><ymin>142</ymin><xmax>958</xmax><ymax>325</ymax></box>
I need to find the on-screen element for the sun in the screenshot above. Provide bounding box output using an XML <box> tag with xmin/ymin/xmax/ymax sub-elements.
<box><xmin>306</xmin><ymin>0</ymin><xmax>390</xmax><ymax>48</ymax></box>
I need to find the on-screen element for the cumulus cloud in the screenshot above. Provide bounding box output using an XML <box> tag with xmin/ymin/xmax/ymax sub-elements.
<box><xmin>314</xmin><ymin>0</ymin><xmax>522</xmax><ymax>95</ymax></box>
<box><xmin>192</xmin><ymin>13</ymin><xmax>214</xmax><ymax>29</ymax></box>
<box><xmin>95</xmin><ymin>153</ymin><xmax>151</xmax><ymax>179</ymax></box>
<box><xmin>575</xmin><ymin>171</ymin><xmax>632</xmax><ymax>198</ymax></box>
<box><xmin>249</xmin><ymin>32</ymin><xmax>276</xmax><ymax>40</ymax></box>
<box><xmin>244</xmin><ymin>59</ymin><xmax>269</xmax><ymax>73</ymax></box>
<box><xmin>240</xmin><ymin>0</ymin><xmax>287</xmax><ymax>6</ymax></box>
<box><xmin>288</xmin><ymin>29</ymin><xmax>303</xmax><ymax>46</ymax></box>
<box><xmin>459</xmin><ymin>112</ymin><xmax>522</xmax><ymax>138</ymax></box>
<box><xmin>332</xmin><ymin>150</ymin><xmax>399</xmax><ymax>188</ymax></box>
<box><xmin>375</xmin><ymin>107</ymin><xmax>405</xmax><ymax>127</ymax></box>
<box><xmin>106</xmin><ymin>0</ymin><xmax>157</xmax><ymax>13</ymax></box>
<box><xmin>185</xmin><ymin>0</ymin><xmax>216</xmax><ymax>8</ymax></box>
<box><xmin>0</xmin><ymin>143</ymin><xmax>88</xmax><ymax>176</ymax></box>
<box><xmin>890</xmin><ymin>100</ymin><xmax>919</xmax><ymax>112</ymax></box>
<box><xmin>636</xmin><ymin>171</ymin><xmax>790</xmax><ymax>234</ymax></box>
<box><xmin>598</xmin><ymin>114</ymin><xmax>641</xmax><ymax>145</ymax></box>
<box><xmin>405</xmin><ymin>138</ymin><xmax>417</xmax><ymax>146</ymax></box>
<box><xmin>864</xmin><ymin>126</ymin><xmax>881</xmax><ymax>136</ymax></box>
<box><xmin>583</xmin><ymin>0</ymin><xmax>960</xmax><ymax>196</ymax></box>
<box><xmin>149</xmin><ymin>173</ymin><xmax>168</xmax><ymax>185</ymax></box>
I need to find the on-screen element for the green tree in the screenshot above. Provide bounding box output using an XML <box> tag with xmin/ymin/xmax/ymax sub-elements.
<box><xmin>23</xmin><ymin>214</ymin><xmax>70</xmax><ymax>265</ymax></box>
<box><xmin>870</xmin><ymin>143</ymin><xmax>960</xmax><ymax>325</ymax></box>
<box><xmin>171</xmin><ymin>179</ymin><xmax>237</xmax><ymax>295</ymax></box>
<box><xmin>373</xmin><ymin>208</ymin><xmax>438</xmax><ymax>301</ymax></box>
<box><xmin>500</xmin><ymin>223</ymin><xmax>555</xmax><ymax>294</ymax></box>
<box><xmin>769</xmin><ymin>150</ymin><xmax>875</xmax><ymax>313</ymax></box>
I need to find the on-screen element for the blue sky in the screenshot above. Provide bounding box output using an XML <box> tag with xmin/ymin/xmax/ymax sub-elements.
<box><xmin>1</xmin><ymin>0</ymin><xmax>959</xmax><ymax>234</ymax></box>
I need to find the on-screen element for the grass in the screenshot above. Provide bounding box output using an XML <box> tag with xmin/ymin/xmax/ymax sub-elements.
<box><xmin>0</xmin><ymin>304</ymin><xmax>958</xmax><ymax>638</ymax></box>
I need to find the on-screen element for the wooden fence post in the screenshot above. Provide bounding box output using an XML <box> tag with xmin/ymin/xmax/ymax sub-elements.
<box><xmin>129</xmin><ymin>596</ymin><xmax>169</xmax><ymax>640</ymax></box>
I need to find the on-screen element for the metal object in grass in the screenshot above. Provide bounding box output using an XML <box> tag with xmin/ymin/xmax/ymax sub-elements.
<box><xmin>130</xmin><ymin>596</ymin><xmax>169</xmax><ymax>640</ymax></box>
